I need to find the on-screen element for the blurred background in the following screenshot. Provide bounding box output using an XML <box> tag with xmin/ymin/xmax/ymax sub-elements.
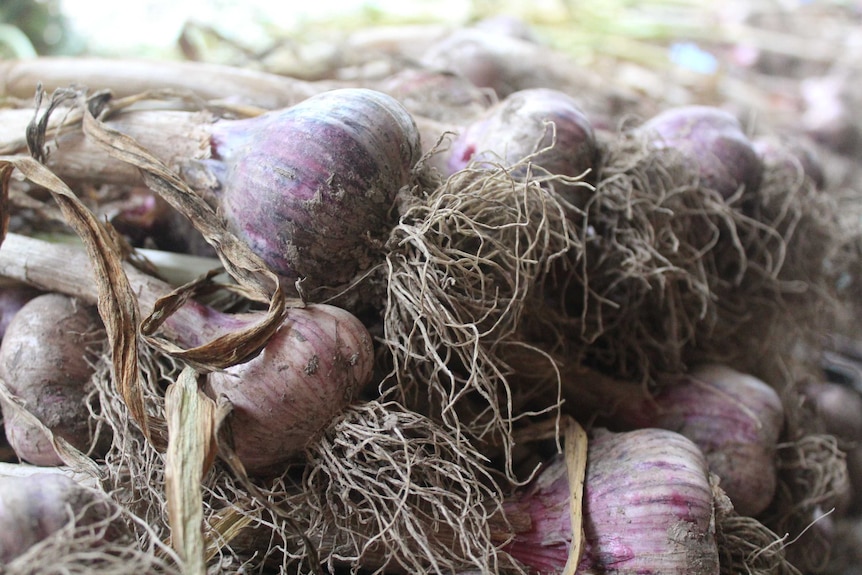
<box><xmin>3</xmin><ymin>1</ymin><xmax>859</xmax><ymax>67</ymax></box>
<box><xmin>2</xmin><ymin>0</ymin><xmax>860</xmax><ymax>108</ymax></box>
<box><xmin>2</xmin><ymin>0</ymin><xmax>475</xmax><ymax>58</ymax></box>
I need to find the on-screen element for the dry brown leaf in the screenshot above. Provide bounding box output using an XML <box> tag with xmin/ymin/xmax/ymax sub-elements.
<box><xmin>563</xmin><ymin>417</ymin><xmax>588</xmax><ymax>575</ymax></box>
<box><xmin>165</xmin><ymin>366</ymin><xmax>218</xmax><ymax>575</ymax></box>
<box><xmin>0</xmin><ymin>154</ymin><xmax>162</xmax><ymax>445</ymax></box>
<box><xmin>204</xmin><ymin>508</ymin><xmax>255</xmax><ymax>564</ymax></box>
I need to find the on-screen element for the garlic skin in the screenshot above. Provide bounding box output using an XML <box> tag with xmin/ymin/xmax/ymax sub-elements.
<box><xmin>637</xmin><ymin>105</ymin><xmax>763</xmax><ymax>199</ymax></box>
<box><xmin>0</xmin><ymin>472</ymin><xmax>124</xmax><ymax>563</ymax></box>
<box><xmin>555</xmin><ymin>362</ymin><xmax>784</xmax><ymax>518</ymax></box>
<box><xmin>501</xmin><ymin>453</ymin><xmax>572</xmax><ymax>573</ymax></box>
<box><xmin>578</xmin><ymin>428</ymin><xmax>719</xmax><ymax>575</ymax></box>
<box><xmin>420</xmin><ymin>28</ymin><xmax>586</xmax><ymax>99</ymax></box>
<box><xmin>0</xmin><ymin>294</ymin><xmax>106</xmax><ymax>466</ymax></box>
<box><xmin>377</xmin><ymin>68</ymin><xmax>491</xmax><ymax>124</ymax></box>
<box><xmin>503</xmin><ymin>428</ymin><xmax>719</xmax><ymax>575</ymax></box>
<box><xmin>210</xmin><ymin>88</ymin><xmax>422</xmax><ymax>291</ymax></box>
<box><xmin>204</xmin><ymin>303</ymin><xmax>374</xmax><ymax>476</ymax></box>
<box><xmin>445</xmin><ymin>88</ymin><xmax>597</xmax><ymax>206</ymax></box>
<box><xmin>665</xmin><ymin>364</ymin><xmax>783</xmax><ymax>517</ymax></box>
<box><xmin>752</xmin><ymin>135</ymin><xmax>826</xmax><ymax>190</ymax></box>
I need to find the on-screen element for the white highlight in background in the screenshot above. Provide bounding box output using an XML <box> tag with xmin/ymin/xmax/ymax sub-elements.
<box><xmin>59</xmin><ymin>0</ymin><xmax>470</xmax><ymax>55</ymax></box>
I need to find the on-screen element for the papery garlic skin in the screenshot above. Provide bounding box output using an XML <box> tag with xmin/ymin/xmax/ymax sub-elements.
<box><xmin>503</xmin><ymin>428</ymin><xmax>719</xmax><ymax>575</ymax></box>
<box><xmin>637</xmin><ymin>105</ymin><xmax>763</xmax><ymax>199</ymax></box>
<box><xmin>666</xmin><ymin>364</ymin><xmax>784</xmax><ymax>517</ymax></box>
<box><xmin>205</xmin><ymin>303</ymin><xmax>374</xmax><ymax>476</ymax></box>
<box><xmin>211</xmin><ymin>88</ymin><xmax>422</xmax><ymax>291</ymax></box>
<box><xmin>578</xmin><ymin>428</ymin><xmax>719</xmax><ymax>575</ymax></box>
